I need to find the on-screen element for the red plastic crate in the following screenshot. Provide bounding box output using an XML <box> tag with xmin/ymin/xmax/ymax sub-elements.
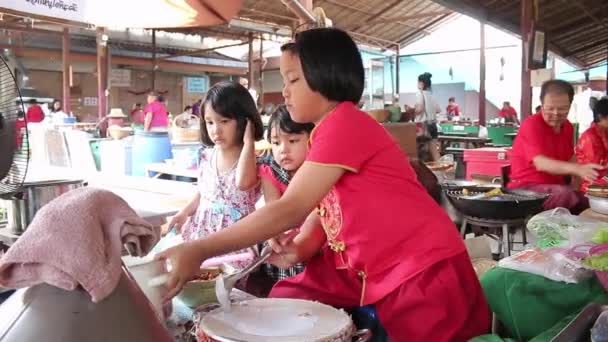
<box><xmin>464</xmin><ymin>147</ymin><xmax>511</xmax><ymax>181</ymax></box>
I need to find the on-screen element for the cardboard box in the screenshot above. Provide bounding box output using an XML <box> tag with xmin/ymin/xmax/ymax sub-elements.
<box><xmin>383</xmin><ymin>122</ymin><xmax>417</xmax><ymax>160</ymax></box>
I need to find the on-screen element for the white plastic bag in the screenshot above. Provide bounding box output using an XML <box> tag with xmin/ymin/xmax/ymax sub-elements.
<box><xmin>526</xmin><ymin>208</ymin><xmax>605</xmax><ymax>247</ymax></box>
<box><xmin>478</xmin><ymin>125</ymin><xmax>488</xmax><ymax>139</ymax></box>
<box><xmin>498</xmin><ymin>248</ymin><xmax>593</xmax><ymax>284</ymax></box>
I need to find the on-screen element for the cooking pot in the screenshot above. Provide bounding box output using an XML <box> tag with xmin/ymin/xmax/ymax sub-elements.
<box><xmin>4</xmin><ymin>179</ymin><xmax>86</xmax><ymax>234</ymax></box>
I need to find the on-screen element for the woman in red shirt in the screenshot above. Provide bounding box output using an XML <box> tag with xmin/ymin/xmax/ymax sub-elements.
<box><xmin>446</xmin><ymin>96</ymin><xmax>460</xmax><ymax>119</ymax></box>
<box><xmin>158</xmin><ymin>28</ymin><xmax>489</xmax><ymax>341</ymax></box>
<box><xmin>576</xmin><ymin>98</ymin><xmax>608</xmax><ymax>192</ymax></box>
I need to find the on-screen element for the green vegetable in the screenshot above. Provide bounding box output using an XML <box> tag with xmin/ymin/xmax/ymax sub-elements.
<box><xmin>583</xmin><ymin>252</ymin><xmax>608</xmax><ymax>271</ymax></box>
<box><xmin>593</xmin><ymin>229</ymin><xmax>608</xmax><ymax>244</ymax></box>
<box><xmin>527</xmin><ymin>220</ymin><xmax>569</xmax><ymax>247</ymax></box>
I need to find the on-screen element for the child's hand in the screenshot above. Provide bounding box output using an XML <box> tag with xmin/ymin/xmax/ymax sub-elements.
<box><xmin>167</xmin><ymin>213</ymin><xmax>189</xmax><ymax>233</ymax></box>
<box><xmin>243</xmin><ymin>119</ymin><xmax>254</xmax><ymax>144</ymax></box>
<box><xmin>155</xmin><ymin>242</ymin><xmax>205</xmax><ymax>301</ymax></box>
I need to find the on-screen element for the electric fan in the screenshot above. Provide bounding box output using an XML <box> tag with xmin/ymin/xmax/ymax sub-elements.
<box><xmin>0</xmin><ymin>55</ymin><xmax>28</xmax><ymax>197</ymax></box>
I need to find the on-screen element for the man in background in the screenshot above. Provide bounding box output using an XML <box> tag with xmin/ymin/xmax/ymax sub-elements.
<box><xmin>498</xmin><ymin>101</ymin><xmax>520</xmax><ymax>125</ymax></box>
<box><xmin>25</xmin><ymin>99</ymin><xmax>44</xmax><ymax>123</ymax></box>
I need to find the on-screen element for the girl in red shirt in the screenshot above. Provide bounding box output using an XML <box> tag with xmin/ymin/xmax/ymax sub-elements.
<box><xmin>158</xmin><ymin>28</ymin><xmax>489</xmax><ymax>341</ymax></box>
<box><xmin>576</xmin><ymin>98</ymin><xmax>608</xmax><ymax>192</ymax></box>
<box><xmin>258</xmin><ymin>105</ymin><xmax>315</xmax><ymax>282</ymax></box>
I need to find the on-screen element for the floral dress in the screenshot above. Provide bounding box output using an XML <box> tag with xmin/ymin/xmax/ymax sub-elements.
<box><xmin>181</xmin><ymin>147</ymin><xmax>261</xmax><ymax>270</ymax></box>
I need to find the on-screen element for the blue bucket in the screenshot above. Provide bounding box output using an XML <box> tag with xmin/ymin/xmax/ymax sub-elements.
<box><xmin>131</xmin><ymin>130</ymin><xmax>172</xmax><ymax>176</ymax></box>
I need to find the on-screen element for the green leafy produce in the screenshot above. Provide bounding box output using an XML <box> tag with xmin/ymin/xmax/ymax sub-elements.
<box><xmin>593</xmin><ymin>229</ymin><xmax>608</xmax><ymax>244</ymax></box>
<box><xmin>583</xmin><ymin>252</ymin><xmax>608</xmax><ymax>271</ymax></box>
<box><xmin>527</xmin><ymin>219</ymin><xmax>569</xmax><ymax>247</ymax></box>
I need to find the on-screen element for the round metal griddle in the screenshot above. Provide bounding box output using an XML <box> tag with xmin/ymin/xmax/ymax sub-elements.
<box><xmin>446</xmin><ymin>187</ymin><xmax>547</xmax><ymax>220</ymax></box>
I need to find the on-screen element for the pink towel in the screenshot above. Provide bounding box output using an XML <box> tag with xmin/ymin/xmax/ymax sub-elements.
<box><xmin>0</xmin><ymin>187</ymin><xmax>159</xmax><ymax>302</ymax></box>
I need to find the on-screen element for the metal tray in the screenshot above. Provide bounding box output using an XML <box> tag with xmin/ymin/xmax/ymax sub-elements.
<box><xmin>551</xmin><ymin>303</ymin><xmax>608</xmax><ymax>342</ymax></box>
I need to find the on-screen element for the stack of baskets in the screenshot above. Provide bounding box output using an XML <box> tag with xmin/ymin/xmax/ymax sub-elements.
<box><xmin>172</xmin><ymin>114</ymin><xmax>201</xmax><ymax>142</ymax></box>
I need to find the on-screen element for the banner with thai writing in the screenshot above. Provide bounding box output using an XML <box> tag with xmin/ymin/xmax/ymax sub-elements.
<box><xmin>2</xmin><ymin>0</ymin><xmax>243</xmax><ymax>28</ymax></box>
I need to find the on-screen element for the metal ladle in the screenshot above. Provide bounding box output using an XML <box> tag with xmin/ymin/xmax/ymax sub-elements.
<box><xmin>215</xmin><ymin>247</ymin><xmax>272</xmax><ymax>310</ymax></box>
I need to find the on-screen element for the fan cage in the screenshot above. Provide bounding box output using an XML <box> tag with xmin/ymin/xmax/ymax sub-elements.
<box><xmin>0</xmin><ymin>55</ymin><xmax>29</xmax><ymax>196</ymax></box>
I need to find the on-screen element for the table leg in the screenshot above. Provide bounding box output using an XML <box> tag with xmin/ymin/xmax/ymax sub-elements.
<box><xmin>460</xmin><ymin>218</ymin><xmax>468</xmax><ymax>238</ymax></box>
<box><xmin>502</xmin><ymin>223</ymin><xmax>510</xmax><ymax>257</ymax></box>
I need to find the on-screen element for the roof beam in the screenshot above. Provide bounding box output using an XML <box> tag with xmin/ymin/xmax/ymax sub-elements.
<box><xmin>397</xmin><ymin>13</ymin><xmax>452</xmax><ymax>46</ymax></box>
<box><xmin>431</xmin><ymin>0</ymin><xmax>588</xmax><ymax>68</ymax></box>
<box><xmin>158</xmin><ymin>41</ymin><xmax>248</xmax><ymax>60</ymax></box>
<box><xmin>563</xmin><ymin>0</ymin><xmax>608</xmax><ymax>31</ymax></box>
<box><xmin>319</xmin><ymin>0</ymin><xmax>433</xmax><ymax>30</ymax></box>
<box><xmin>1</xmin><ymin>44</ymin><xmax>247</xmax><ymax>75</ymax></box>
<box><xmin>565</xmin><ymin>39</ymin><xmax>608</xmax><ymax>57</ymax></box>
<box><xmin>350</xmin><ymin>0</ymin><xmax>403</xmax><ymax>32</ymax></box>
<box><xmin>360</xmin><ymin>10</ymin><xmax>453</xmax><ymax>26</ymax></box>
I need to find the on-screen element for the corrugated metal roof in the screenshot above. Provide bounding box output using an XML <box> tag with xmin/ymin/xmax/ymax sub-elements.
<box><xmin>433</xmin><ymin>0</ymin><xmax>608</xmax><ymax>68</ymax></box>
<box><xmin>173</xmin><ymin>0</ymin><xmax>458</xmax><ymax>50</ymax></box>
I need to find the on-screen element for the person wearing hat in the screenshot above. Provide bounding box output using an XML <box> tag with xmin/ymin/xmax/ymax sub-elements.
<box><xmin>107</xmin><ymin>108</ymin><xmax>128</xmax><ymax>127</ymax></box>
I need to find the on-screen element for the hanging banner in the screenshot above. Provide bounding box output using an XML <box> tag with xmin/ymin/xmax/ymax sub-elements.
<box><xmin>2</xmin><ymin>0</ymin><xmax>243</xmax><ymax>28</ymax></box>
<box><xmin>4</xmin><ymin>0</ymin><xmax>86</xmax><ymax>23</ymax></box>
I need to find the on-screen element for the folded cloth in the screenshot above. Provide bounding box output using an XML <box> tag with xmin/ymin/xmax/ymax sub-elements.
<box><xmin>0</xmin><ymin>187</ymin><xmax>159</xmax><ymax>302</ymax></box>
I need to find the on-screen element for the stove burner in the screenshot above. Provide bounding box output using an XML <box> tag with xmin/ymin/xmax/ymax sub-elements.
<box><xmin>460</xmin><ymin>216</ymin><xmax>528</xmax><ymax>258</ymax></box>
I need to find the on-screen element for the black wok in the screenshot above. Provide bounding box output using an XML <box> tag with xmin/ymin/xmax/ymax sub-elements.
<box><xmin>445</xmin><ymin>187</ymin><xmax>548</xmax><ymax>220</ymax></box>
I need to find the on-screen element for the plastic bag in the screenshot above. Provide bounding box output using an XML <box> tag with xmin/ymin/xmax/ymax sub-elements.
<box><xmin>478</xmin><ymin>125</ymin><xmax>488</xmax><ymax>139</ymax></box>
<box><xmin>498</xmin><ymin>247</ymin><xmax>593</xmax><ymax>284</ymax></box>
<box><xmin>592</xmin><ymin>310</ymin><xmax>608</xmax><ymax>342</ymax></box>
<box><xmin>527</xmin><ymin>208</ymin><xmax>606</xmax><ymax>247</ymax></box>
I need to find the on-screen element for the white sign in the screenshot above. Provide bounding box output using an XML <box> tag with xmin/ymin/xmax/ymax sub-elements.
<box><xmin>4</xmin><ymin>0</ymin><xmax>86</xmax><ymax>23</ymax></box>
<box><xmin>111</xmin><ymin>69</ymin><xmax>131</xmax><ymax>87</ymax></box>
<box><xmin>2</xmin><ymin>0</ymin><xmax>243</xmax><ymax>28</ymax></box>
<box><xmin>83</xmin><ymin>97</ymin><xmax>97</xmax><ymax>106</ymax></box>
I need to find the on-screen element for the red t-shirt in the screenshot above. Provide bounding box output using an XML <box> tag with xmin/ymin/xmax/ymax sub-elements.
<box><xmin>26</xmin><ymin>105</ymin><xmax>44</xmax><ymax>123</ymax></box>
<box><xmin>499</xmin><ymin>107</ymin><xmax>517</xmax><ymax>118</ymax></box>
<box><xmin>143</xmin><ymin>101</ymin><xmax>169</xmax><ymax>128</ymax></box>
<box><xmin>258</xmin><ymin>164</ymin><xmax>288</xmax><ymax>194</ymax></box>
<box><xmin>307</xmin><ymin>101</ymin><xmax>465</xmax><ymax>304</ymax></box>
<box><xmin>446</xmin><ymin>104</ymin><xmax>460</xmax><ymax>116</ymax></box>
<box><xmin>575</xmin><ymin>123</ymin><xmax>608</xmax><ymax>192</ymax></box>
<box><xmin>509</xmin><ymin>113</ymin><xmax>574</xmax><ymax>187</ymax></box>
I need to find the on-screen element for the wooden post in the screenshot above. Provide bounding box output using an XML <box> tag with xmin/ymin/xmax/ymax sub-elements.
<box><xmin>248</xmin><ymin>32</ymin><xmax>254</xmax><ymax>90</ymax></box>
<box><xmin>521</xmin><ymin>0</ymin><xmax>533</xmax><ymax>119</ymax></box>
<box><xmin>395</xmin><ymin>44</ymin><xmax>400</xmax><ymax>97</ymax></box>
<box><xmin>96</xmin><ymin>27</ymin><xmax>108</xmax><ymax>121</ymax></box>
<box><xmin>151</xmin><ymin>29</ymin><xmax>156</xmax><ymax>90</ymax></box>
<box><xmin>479</xmin><ymin>20</ymin><xmax>486</xmax><ymax>126</ymax></box>
<box><xmin>258</xmin><ymin>36</ymin><xmax>264</xmax><ymax>108</ymax></box>
<box><xmin>62</xmin><ymin>27</ymin><xmax>71</xmax><ymax>115</ymax></box>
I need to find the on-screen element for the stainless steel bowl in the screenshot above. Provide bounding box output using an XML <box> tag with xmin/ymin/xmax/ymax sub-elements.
<box><xmin>4</xmin><ymin>179</ymin><xmax>86</xmax><ymax>234</ymax></box>
<box><xmin>588</xmin><ymin>195</ymin><xmax>608</xmax><ymax>215</ymax></box>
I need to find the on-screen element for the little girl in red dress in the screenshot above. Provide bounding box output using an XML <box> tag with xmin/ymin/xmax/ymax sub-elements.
<box><xmin>159</xmin><ymin>28</ymin><xmax>490</xmax><ymax>341</ymax></box>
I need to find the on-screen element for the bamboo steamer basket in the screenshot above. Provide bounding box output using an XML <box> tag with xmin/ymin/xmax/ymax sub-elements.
<box><xmin>172</xmin><ymin>114</ymin><xmax>201</xmax><ymax>142</ymax></box>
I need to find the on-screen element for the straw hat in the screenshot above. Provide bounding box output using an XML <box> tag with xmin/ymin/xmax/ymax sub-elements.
<box><xmin>107</xmin><ymin>108</ymin><xmax>127</xmax><ymax>118</ymax></box>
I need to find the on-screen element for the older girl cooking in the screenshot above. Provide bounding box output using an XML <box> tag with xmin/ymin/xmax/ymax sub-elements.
<box><xmin>157</xmin><ymin>28</ymin><xmax>489</xmax><ymax>341</ymax></box>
